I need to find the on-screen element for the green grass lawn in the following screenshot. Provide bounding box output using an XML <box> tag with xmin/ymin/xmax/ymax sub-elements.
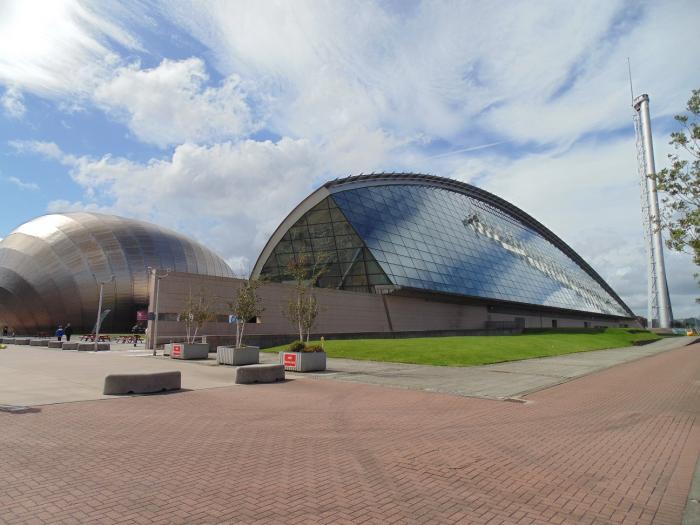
<box><xmin>263</xmin><ymin>328</ymin><xmax>661</xmax><ymax>367</ymax></box>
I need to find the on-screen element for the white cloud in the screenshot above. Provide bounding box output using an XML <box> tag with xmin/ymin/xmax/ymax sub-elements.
<box><xmin>93</xmin><ymin>58</ymin><xmax>256</xmax><ymax>147</ymax></box>
<box><xmin>0</xmin><ymin>0</ymin><xmax>139</xmax><ymax>97</ymax></box>
<box><xmin>1</xmin><ymin>87</ymin><xmax>25</xmax><ymax>118</ymax></box>
<box><xmin>46</xmin><ymin>199</ymin><xmax>108</xmax><ymax>213</ymax></box>
<box><xmin>6</xmin><ymin>176</ymin><xmax>39</xmax><ymax>191</ymax></box>
<box><xmin>150</xmin><ymin>0</ymin><xmax>700</xmax><ymax>154</ymax></box>
<box><xmin>9</xmin><ymin>140</ymin><xmax>73</xmax><ymax>162</ymax></box>
<box><xmin>21</xmin><ymin>139</ymin><xmax>321</xmax><ymax>267</ymax></box>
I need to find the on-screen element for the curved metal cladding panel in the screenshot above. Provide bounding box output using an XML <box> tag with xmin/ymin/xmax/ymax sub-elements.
<box><xmin>0</xmin><ymin>213</ymin><xmax>234</xmax><ymax>334</ymax></box>
<box><xmin>255</xmin><ymin>173</ymin><xmax>633</xmax><ymax>318</ymax></box>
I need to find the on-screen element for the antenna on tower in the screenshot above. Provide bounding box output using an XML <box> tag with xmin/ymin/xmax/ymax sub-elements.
<box><xmin>627</xmin><ymin>57</ymin><xmax>635</xmax><ymax>105</ymax></box>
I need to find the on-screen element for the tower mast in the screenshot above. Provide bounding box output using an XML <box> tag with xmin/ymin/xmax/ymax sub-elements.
<box><xmin>632</xmin><ymin>93</ymin><xmax>673</xmax><ymax>328</ymax></box>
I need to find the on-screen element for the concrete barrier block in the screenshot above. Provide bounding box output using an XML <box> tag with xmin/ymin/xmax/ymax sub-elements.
<box><xmin>77</xmin><ymin>342</ymin><xmax>110</xmax><ymax>351</ymax></box>
<box><xmin>30</xmin><ymin>339</ymin><xmax>49</xmax><ymax>347</ymax></box>
<box><xmin>234</xmin><ymin>364</ymin><xmax>285</xmax><ymax>384</ymax></box>
<box><xmin>47</xmin><ymin>340</ymin><xmax>63</xmax><ymax>348</ymax></box>
<box><xmin>103</xmin><ymin>371</ymin><xmax>181</xmax><ymax>395</ymax></box>
<box><xmin>1</xmin><ymin>338</ymin><xmax>15</xmax><ymax>344</ymax></box>
<box><xmin>14</xmin><ymin>338</ymin><xmax>30</xmax><ymax>345</ymax></box>
<box><xmin>62</xmin><ymin>342</ymin><xmax>79</xmax><ymax>350</ymax></box>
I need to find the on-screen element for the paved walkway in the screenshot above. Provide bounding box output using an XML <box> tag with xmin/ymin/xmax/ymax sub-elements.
<box><xmin>259</xmin><ymin>336</ymin><xmax>694</xmax><ymax>399</ymax></box>
<box><xmin>0</xmin><ymin>344</ymin><xmax>239</xmax><ymax>406</ymax></box>
<box><xmin>0</xmin><ymin>341</ymin><xmax>698</xmax><ymax>524</ymax></box>
<box><xmin>0</xmin><ymin>337</ymin><xmax>692</xmax><ymax>406</ymax></box>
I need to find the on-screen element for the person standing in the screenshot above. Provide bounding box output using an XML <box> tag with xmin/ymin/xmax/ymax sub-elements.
<box><xmin>2</xmin><ymin>326</ymin><xmax>7</xmax><ymax>337</ymax></box>
<box><xmin>64</xmin><ymin>323</ymin><xmax>73</xmax><ymax>342</ymax></box>
<box><xmin>55</xmin><ymin>325</ymin><xmax>64</xmax><ymax>342</ymax></box>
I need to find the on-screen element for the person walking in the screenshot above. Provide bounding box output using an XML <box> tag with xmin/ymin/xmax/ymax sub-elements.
<box><xmin>131</xmin><ymin>323</ymin><xmax>139</xmax><ymax>347</ymax></box>
<box><xmin>2</xmin><ymin>326</ymin><xmax>7</xmax><ymax>337</ymax></box>
<box><xmin>64</xmin><ymin>323</ymin><xmax>73</xmax><ymax>342</ymax></box>
<box><xmin>55</xmin><ymin>325</ymin><xmax>64</xmax><ymax>342</ymax></box>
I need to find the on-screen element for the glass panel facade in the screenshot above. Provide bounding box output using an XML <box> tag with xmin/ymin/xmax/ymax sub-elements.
<box><xmin>259</xmin><ymin>182</ymin><xmax>629</xmax><ymax>317</ymax></box>
<box><xmin>259</xmin><ymin>198</ymin><xmax>392</xmax><ymax>293</ymax></box>
<box><xmin>331</xmin><ymin>184</ymin><xmax>629</xmax><ymax>317</ymax></box>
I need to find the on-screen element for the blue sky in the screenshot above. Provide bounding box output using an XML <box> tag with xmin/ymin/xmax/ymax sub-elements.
<box><xmin>1</xmin><ymin>0</ymin><xmax>698</xmax><ymax>318</ymax></box>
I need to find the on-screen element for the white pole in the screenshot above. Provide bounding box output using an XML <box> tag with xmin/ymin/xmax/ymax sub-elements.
<box><xmin>149</xmin><ymin>267</ymin><xmax>170</xmax><ymax>355</ymax></box>
<box><xmin>93</xmin><ymin>275</ymin><xmax>114</xmax><ymax>351</ymax></box>
<box><xmin>153</xmin><ymin>274</ymin><xmax>160</xmax><ymax>356</ymax></box>
<box><xmin>94</xmin><ymin>282</ymin><xmax>104</xmax><ymax>352</ymax></box>
<box><xmin>634</xmin><ymin>94</ymin><xmax>673</xmax><ymax>328</ymax></box>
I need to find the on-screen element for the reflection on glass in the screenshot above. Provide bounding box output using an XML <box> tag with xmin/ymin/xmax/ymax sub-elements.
<box><xmin>260</xmin><ymin>182</ymin><xmax>629</xmax><ymax>317</ymax></box>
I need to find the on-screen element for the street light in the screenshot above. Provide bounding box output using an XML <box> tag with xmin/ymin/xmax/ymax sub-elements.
<box><xmin>148</xmin><ymin>267</ymin><xmax>170</xmax><ymax>356</ymax></box>
<box><xmin>93</xmin><ymin>274</ymin><xmax>115</xmax><ymax>352</ymax></box>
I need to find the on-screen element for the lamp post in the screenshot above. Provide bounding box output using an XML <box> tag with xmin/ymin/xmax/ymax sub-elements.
<box><xmin>93</xmin><ymin>274</ymin><xmax>115</xmax><ymax>352</ymax></box>
<box><xmin>148</xmin><ymin>267</ymin><xmax>170</xmax><ymax>356</ymax></box>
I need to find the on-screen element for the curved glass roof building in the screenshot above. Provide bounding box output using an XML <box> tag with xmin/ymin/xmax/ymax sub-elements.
<box><xmin>0</xmin><ymin>212</ymin><xmax>234</xmax><ymax>334</ymax></box>
<box><xmin>253</xmin><ymin>173</ymin><xmax>633</xmax><ymax>319</ymax></box>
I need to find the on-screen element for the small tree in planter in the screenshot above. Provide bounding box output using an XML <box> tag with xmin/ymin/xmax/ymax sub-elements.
<box><xmin>281</xmin><ymin>255</ymin><xmax>326</xmax><ymax>372</ymax></box>
<box><xmin>301</xmin><ymin>293</ymin><xmax>319</xmax><ymax>343</ymax></box>
<box><xmin>218</xmin><ymin>279</ymin><xmax>265</xmax><ymax>366</ymax></box>
<box><xmin>284</xmin><ymin>255</ymin><xmax>323</xmax><ymax>342</ymax></box>
<box><xmin>168</xmin><ymin>290</ymin><xmax>214</xmax><ymax>360</ymax></box>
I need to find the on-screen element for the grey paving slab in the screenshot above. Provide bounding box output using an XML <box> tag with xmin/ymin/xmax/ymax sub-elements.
<box><xmin>260</xmin><ymin>335</ymin><xmax>695</xmax><ymax>399</ymax></box>
<box><xmin>0</xmin><ymin>345</ymin><xmax>238</xmax><ymax>406</ymax></box>
<box><xmin>0</xmin><ymin>336</ymin><xmax>694</xmax><ymax>406</ymax></box>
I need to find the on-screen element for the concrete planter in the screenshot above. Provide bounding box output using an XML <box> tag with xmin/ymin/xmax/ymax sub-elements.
<box><xmin>48</xmin><ymin>341</ymin><xmax>63</xmax><ymax>348</ymax></box>
<box><xmin>30</xmin><ymin>339</ymin><xmax>49</xmax><ymax>346</ymax></box>
<box><xmin>168</xmin><ymin>342</ymin><xmax>209</xmax><ymax>360</ymax></box>
<box><xmin>76</xmin><ymin>342</ymin><xmax>110</xmax><ymax>351</ymax></box>
<box><xmin>216</xmin><ymin>345</ymin><xmax>259</xmax><ymax>366</ymax></box>
<box><xmin>14</xmin><ymin>338</ymin><xmax>30</xmax><ymax>345</ymax></box>
<box><xmin>279</xmin><ymin>351</ymin><xmax>327</xmax><ymax>372</ymax></box>
<box><xmin>62</xmin><ymin>342</ymin><xmax>78</xmax><ymax>350</ymax></box>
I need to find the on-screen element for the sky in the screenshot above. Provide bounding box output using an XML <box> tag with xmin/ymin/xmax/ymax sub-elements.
<box><xmin>1</xmin><ymin>0</ymin><xmax>698</xmax><ymax>319</ymax></box>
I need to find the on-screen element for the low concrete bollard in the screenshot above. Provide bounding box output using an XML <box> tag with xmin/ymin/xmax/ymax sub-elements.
<box><xmin>234</xmin><ymin>364</ymin><xmax>285</xmax><ymax>384</ymax></box>
<box><xmin>47</xmin><ymin>340</ymin><xmax>63</xmax><ymax>348</ymax></box>
<box><xmin>14</xmin><ymin>338</ymin><xmax>30</xmax><ymax>345</ymax></box>
<box><xmin>30</xmin><ymin>339</ymin><xmax>49</xmax><ymax>347</ymax></box>
<box><xmin>103</xmin><ymin>371</ymin><xmax>181</xmax><ymax>395</ymax></box>
<box><xmin>77</xmin><ymin>342</ymin><xmax>110</xmax><ymax>351</ymax></box>
<box><xmin>62</xmin><ymin>342</ymin><xmax>79</xmax><ymax>350</ymax></box>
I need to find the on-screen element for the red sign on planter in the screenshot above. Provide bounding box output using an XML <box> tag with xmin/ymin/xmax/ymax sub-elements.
<box><xmin>172</xmin><ymin>344</ymin><xmax>182</xmax><ymax>358</ymax></box>
<box><xmin>283</xmin><ymin>353</ymin><xmax>297</xmax><ymax>368</ymax></box>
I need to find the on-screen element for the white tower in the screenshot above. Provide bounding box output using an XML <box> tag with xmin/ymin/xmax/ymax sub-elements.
<box><xmin>632</xmin><ymin>93</ymin><xmax>673</xmax><ymax>328</ymax></box>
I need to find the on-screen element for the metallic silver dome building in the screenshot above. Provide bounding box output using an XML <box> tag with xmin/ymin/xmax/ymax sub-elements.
<box><xmin>0</xmin><ymin>212</ymin><xmax>234</xmax><ymax>334</ymax></box>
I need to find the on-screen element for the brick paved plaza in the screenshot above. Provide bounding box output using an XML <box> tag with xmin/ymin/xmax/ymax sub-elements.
<box><xmin>1</xmin><ymin>343</ymin><xmax>699</xmax><ymax>525</ymax></box>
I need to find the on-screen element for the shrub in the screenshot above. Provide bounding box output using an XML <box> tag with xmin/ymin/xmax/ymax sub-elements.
<box><xmin>287</xmin><ymin>340</ymin><xmax>325</xmax><ymax>352</ymax></box>
<box><xmin>287</xmin><ymin>340</ymin><xmax>305</xmax><ymax>352</ymax></box>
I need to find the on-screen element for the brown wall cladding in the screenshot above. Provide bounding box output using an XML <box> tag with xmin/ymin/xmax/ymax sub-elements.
<box><xmin>147</xmin><ymin>272</ymin><xmax>486</xmax><ymax>346</ymax></box>
<box><xmin>146</xmin><ymin>272</ymin><xmax>632</xmax><ymax>348</ymax></box>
